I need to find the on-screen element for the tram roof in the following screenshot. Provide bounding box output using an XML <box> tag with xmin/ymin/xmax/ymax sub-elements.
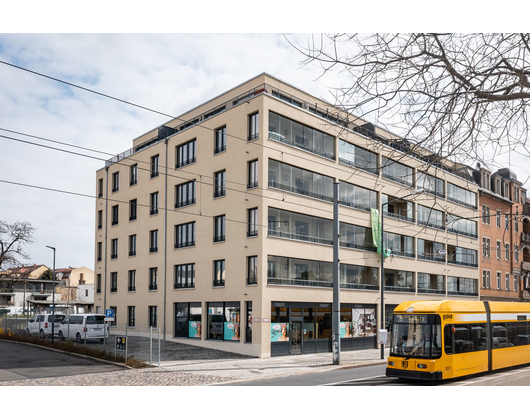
<box><xmin>394</xmin><ymin>300</ymin><xmax>530</xmax><ymax>314</ymax></box>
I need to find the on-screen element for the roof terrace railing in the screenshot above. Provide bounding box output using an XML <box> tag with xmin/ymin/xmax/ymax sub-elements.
<box><xmin>105</xmin><ymin>82</ymin><xmax>475</xmax><ymax>183</ymax></box>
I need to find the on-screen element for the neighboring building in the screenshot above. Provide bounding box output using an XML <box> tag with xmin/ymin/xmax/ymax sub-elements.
<box><xmin>473</xmin><ymin>165</ymin><xmax>528</xmax><ymax>301</ymax></box>
<box><xmin>0</xmin><ymin>265</ymin><xmax>94</xmax><ymax>313</ymax></box>
<box><xmin>55</xmin><ymin>267</ymin><xmax>95</xmax><ymax>314</ymax></box>
<box><xmin>0</xmin><ymin>264</ymin><xmax>59</xmax><ymax>311</ymax></box>
<box><xmin>95</xmin><ymin>73</ymin><xmax>480</xmax><ymax>358</ymax></box>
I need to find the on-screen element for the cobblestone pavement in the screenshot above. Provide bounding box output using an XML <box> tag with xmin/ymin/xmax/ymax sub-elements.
<box><xmin>0</xmin><ymin>346</ymin><xmax>389</xmax><ymax>386</ymax></box>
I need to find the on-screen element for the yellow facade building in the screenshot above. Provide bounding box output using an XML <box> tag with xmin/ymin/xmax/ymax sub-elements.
<box><xmin>94</xmin><ymin>73</ymin><xmax>480</xmax><ymax>357</ymax></box>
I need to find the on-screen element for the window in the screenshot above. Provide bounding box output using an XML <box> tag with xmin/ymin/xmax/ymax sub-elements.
<box><xmin>175</xmin><ymin>302</ymin><xmax>202</xmax><ymax>338</ymax></box>
<box><xmin>496</xmin><ymin>241</ymin><xmax>501</xmax><ymax>259</ymax></box>
<box><xmin>267</xmin><ymin>256</ymin><xmax>334</xmax><ymax>288</ymax></box>
<box><xmin>447</xmin><ymin>214</ymin><xmax>477</xmax><ymax>238</ymax></box>
<box><xmin>176</xmin><ymin>222</ymin><xmax>195</xmax><ymax>248</ymax></box>
<box><xmin>247</xmin><ymin>256</ymin><xmax>258</xmax><ymax>285</ymax></box>
<box><xmin>214</xmin><ymin>126</ymin><xmax>226</xmax><ymax>154</ymax></box>
<box><xmin>506</xmin><ymin>273</ymin><xmax>510</xmax><ymax>290</ymax></box>
<box><xmin>505</xmin><ymin>243</ymin><xmax>510</xmax><ymax>261</ymax></box>
<box><xmin>496</xmin><ymin>210</ymin><xmax>501</xmax><ymax>228</ymax></box>
<box><xmin>417</xmin><ymin>205</ymin><xmax>445</xmax><ymax>230</ymax></box>
<box><xmin>447</xmin><ymin>277</ymin><xmax>478</xmax><ymax>295</ymax></box>
<box><xmin>130</xmin><ymin>164</ymin><xmax>138</xmax><ymax>186</ymax></box>
<box><xmin>515</xmin><ymin>245</ymin><xmax>519</xmax><ymax>262</ymax></box>
<box><xmin>248</xmin><ymin>112</ymin><xmax>259</xmax><ymax>141</ymax></box>
<box><xmin>417</xmin><ymin>273</ymin><xmax>445</xmax><ymax>294</ymax></box>
<box><xmin>175</xmin><ymin>180</ymin><xmax>196</xmax><ymax>208</ymax></box>
<box><xmin>417</xmin><ymin>172</ymin><xmax>445</xmax><ymax>197</ymax></box>
<box><xmin>482</xmin><ymin>205</ymin><xmax>490</xmax><ymax>224</ymax></box>
<box><xmin>248</xmin><ymin>208</ymin><xmax>258</xmax><ymax>237</ymax></box>
<box><xmin>206</xmin><ymin>302</ymin><xmax>240</xmax><ymax>341</ymax></box>
<box><xmin>514</xmin><ymin>187</ymin><xmax>520</xmax><ymax>203</ymax></box>
<box><xmin>149</xmin><ymin>306</ymin><xmax>157</xmax><ymax>328</ymax></box>
<box><xmin>497</xmin><ymin>272</ymin><xmax>502</xmax><ymax>289</ymax></box>
<box><xmin>128</xmin><ymin>270</ymin><xmax>136</xmax><ymax>292</ymax></box>
<box><xmin>213</xmin><ymin>260</ymin><xmax>225</xmax><ymax>287</ymax></box>
<box><xmin>447</xmin><ymin>245</ymin><xmax>477</xmax><ymax>267</ymax></box>
<box><xmin>214</xmin><ymin>170</ymin><xmax>226</xmax><ymax>198</ymax></box>
<box><xmin>514</xmin><ymin>275</ymin><xmax>518</xmax><ymax>291</ymax></box>
<box><xmin>97</xmin><ymin>242</ymin><xmax>102</xmax><ymax>262</ymax></box>
<box><xmin>110</xmin><ymin>306</ymin><xmax>117</xmax><ymax>327</ymax></box>
<box><xmin>338</xmin><ymin>139</ymin><xmax>378</xmax><ymax>174</ymax></box>
<box><xmin>150</xmin><ymin>154</ymin><xmax>159</xmax><ymax>178</ymax></box>
<box><xmin>129</xmin><ymin>199</ymin><xmax>137</xmax><ymax>221</ymax></box>
<box><xmin>96</xmin><ymin>274</ymin><xmax>101</xmax><ymax>294</ymax></box>
<box><xmin>150</xmin><ymin>192</ymin><xmax>159</xmax><ymax>215</ymax></box>
<box><xmin>111</xmin><ymin>238</ymin><xmax>118</xmax><ymax>259</ymax></box>
<box><xmin>128</xmin><ymin>234</ymin><xmax>136</xmax><ymax>257</ymax></box>
<box><xmin>383</xmin><ymin>268</ymin><xmax>414</xmax><ymax>292</ymax></box>
<box><xmin>175</xmin><ymin>263</ymin><xmax>195</xmax><ymax>289</ymax></box>
<box><xmin>248</xmin><ymin>160</ymin><xmax>258</xmax><ymax>189</ymax></box>
<box><xmin>269</xmin><ymin>111</ymin><xmax>335</xmax><ymax>159</ymax></box>
<box><xmin>268</xmin><ymin>159</ymin><xmax>334</xmax><ymax>202</ymax></box>
<box><xmin>381</xmin><ymin>158</ymin><xmax>414</xmax><ymax>187</ymax></box>
<box><xmin>149</xmin><ymin>267</ymin><xmax>158</xmax><ymax>291</ymax></box>
<box><xmin>383</xmin><ymin>232</ymin><xmax>415</xmax><ymax>258</ymax></box>
<box><xmin>505</xmin><ymin>213</ymin><xmax>510</xmax><ymax>231</ymax></box>
<box><xmin>149</xmin><ymin>229</ymin><xmax>158</xmax><ymax>253</ymax></box>
<box><xmin>110</xmin><ymin>272</ymin><xmax>117</xmax><ymax>293</ymax></box>
<box><xmin>340</xmin><ymin>264</ymin><xmax>379</xmax><ymax>290</ymax></box>
<box><xmin>483</xmin><ymin>238</ymin><xmax>490</xmax><ymax>257</ymax></box>
<box><xmin>176</xmin><ymin>139</ymin><xmax>196</xmax><ymax>168</ymax></box>
<box><xmin>112</xmin><ymin>172</ymin><xmax>119</xmax><ymax>192</ymax></box>
<box><xmin>383</xmin><ymin>194</ymin><xmax>415</xmax><ymax>223</ymax></box>
<box><xmin>214</xmin><ymin>215</ymin><xmax>225</xmax><ymax>242</ymax></box>
<box><xmin>340</xmin><ymin>181</ymin><xmax>378</xmax><ymax>212</ymax></box>
<box><xmin>245</xmin><ymin>302</ymin><xmax>252</xmax><ymax>343</ymax></box>
<box><xmin>447</xmin><ymin>183</ymin><xmax>477</xmax><ymax>208</ymax></box>
<box><xmin>98</xmin><ymin>178</ymin><xmax>103</xmax><ymax>198</ymax></box>
<box><xmin>515</xmin><ymin>211</ymin><xmax>519</xmax><ymax>232</ymax></box>
<box><xmin>482</xmin><ymin>270</ymin><xmax>491</xmax><ymax>289</ymax></box>
<box><xmin>85</xmin><ymin>289</ymin><xmax>88</xmax><ymax>297</ymax></box>
<box><xmin>97</xmin><ymin>210</ymin><xmax>102</xmax><ymax>229</ymax></box>
<box><xmin>111</xmin><ymin>205</ymin><xmax>119</xmax><ymax>225</ymax></box>
<box><xmin>417</xmin><ymin>239</ymin><xmax>445</xmax><ymax>262</ymax></box>
<box><xmin>127</xmin><ymin>306</ymin><xmax>135</xmax><ymax>327</ymax></box>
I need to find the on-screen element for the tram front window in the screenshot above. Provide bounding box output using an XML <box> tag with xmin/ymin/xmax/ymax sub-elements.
<box><xmin>391</xmin><ymin>314</ymin><xmax>442</xmax><ymax>358</ymax></box>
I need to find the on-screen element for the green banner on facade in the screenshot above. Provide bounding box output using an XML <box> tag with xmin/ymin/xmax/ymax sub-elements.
<box><xmin>371</xmin><ymin>208</ymin><xmax>391</xmax><ymax>258</ymax></box>
<box><xmin>371</xmin><ymin>208</ymin><xmax>382</xmax><ymax>255</ymax></box>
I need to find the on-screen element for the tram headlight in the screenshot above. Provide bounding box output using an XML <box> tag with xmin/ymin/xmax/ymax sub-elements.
<box><xmin>417</xmin><ymin>364</ymin><xmax>427</xmax><ymax>369</ymax></box>
<box><xmin>388</xmin><ymin>361</ymin><xmax>395</xmax><ymax>366</ymax></box>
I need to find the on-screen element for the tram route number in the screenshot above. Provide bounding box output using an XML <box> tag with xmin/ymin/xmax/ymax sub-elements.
<box><xmin>116</xmin><ymin>337</ymin><xmax>127</xmax><ymax>351</ymax></box>
<box><xmin>443</xmin><ymin>314</ymin><xmax>453</xmax><ymax>321</ymax></box>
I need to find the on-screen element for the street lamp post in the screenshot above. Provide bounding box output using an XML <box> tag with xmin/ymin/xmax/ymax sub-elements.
<box><xmin>46</xmin><ymin>245</ymin><xmax>56</xmax><ymax>344</ymax></box>
<box><xmin>380</xmin><ymin>188</ymin><xmax>424</xmax><ymax>359</ymax></box>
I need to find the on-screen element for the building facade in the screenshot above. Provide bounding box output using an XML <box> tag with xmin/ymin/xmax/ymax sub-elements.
<box><xmin>94</xmin><ymin>73</ymin><xmax>480</xmax><ymax>357</ymax></box>
<box><xmin>474</xmin><ymin>166</ymin><xmax>530</xmax><ymax>301</ymax></box>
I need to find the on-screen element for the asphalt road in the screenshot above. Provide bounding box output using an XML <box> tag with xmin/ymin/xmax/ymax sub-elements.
<box><xmin>0</xmin><ymin>340</ymin><xmax>127</xmax><ymax>382</ymax></box>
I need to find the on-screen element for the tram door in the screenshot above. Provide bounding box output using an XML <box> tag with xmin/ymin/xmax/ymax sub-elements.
<box><xmin>290</xmin><ymin>320</ymin><xmax>302</xmax><ymax>354</ymax></box>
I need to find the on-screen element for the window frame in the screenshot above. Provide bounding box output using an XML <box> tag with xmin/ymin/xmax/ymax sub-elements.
<box><xmin>150</xmin><ymin>154</ymin><xmax>159</xmax><ymax>178</ymax></box>
<box><xmin>213</xmin><ymin>259</ymin><xmax>226</xmax><ymax>287</ymax></box>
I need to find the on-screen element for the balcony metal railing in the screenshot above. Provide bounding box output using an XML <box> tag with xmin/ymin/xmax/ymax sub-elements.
<box><xmin>268</xmin><ymin>229</ymin><xmax>333</xmax><ymax>246</ymax></box>
<box><xmin>447</xmin><ymin>290</ymin><xmax>479</xmax><ymax>297</ymax></box>
<box><xmin>213</xmin><ymin>280</ymin><xmax>225</xmax><ymax>287</ymax></box>
<box><xmin>213</xmin><ymin>235</ymin><xmax>225</xmax><ymax>243</ymax></box>
<box><xmin>338</xmin><ymin>157</ymin><xmax>379</xmax><ymax>175</ymax></box>
<box><xmin>175</xmin><ymin>282</ymin><xmax>195</xmax><ymax>289</ymax></box>
<box><xmin>175</xmin><ymin>198</ymin><xmax>196</xmax><ymax>208</ymax></box>
<box><xmin>383</xmin><ymin>211</ymin><xmax>416</xmax><ymax>224</ymax></box>
<box><xmin>176</xmin><ymin>157</ymin><xmax>196</xmax><ymax>169</ymax></box>
<box><xmin>268</xmin><ymin>277</ymin><xmax>332</xmax><ymax>288</ymax></box>
<box><xmin>175</xmin><ymin>240</ymin><xmax>195</xmax><ymax>249</ymax></box>
<box><xmin>214</xmin><ymin>145</ymin><xmax>226</xmax><ymax>155</ymax></box>
<box><xmin>149</xmin><ymin>284</ymin><xmax>158</xmax><ymax>291</ymax></box>
<box><xmin>417</xmin><ymin>254</ymin><xmax>446</xmax><ymax>263</ymax></box>
<box><xmin>384</xmin><ymin>285</ymin><xmax>416</xmax><ymax>293</ymax></box>
<box><xmin>128</xmin><ymin>286</ymin><xmax>136</xmax><ymax>292</ymax></box>
<box><xmin>247</xmin><ymin>181</ymin><xmax>258</xmax><ymax>189</ymax></box>
<box><xmin>268</xmin><ymin>131</ymin><xmax>336</xmax><ymax>161</ymax></box>
<box><xmin>269</xmin><ymin>180</ymin><xmax>333</xmax><ymax>202</ymax></box>
<box><xmin>340</xmin><ymin>283</ymin><xmax>379</xmax><ymax>291</ymax></box>
<box><xmin>381</xmin><ymin>173</ymin><xmax>415</xmax><ymax>188</ymax></box>
<box><xmin>418</xmin><ymin>288</ymin><xmax>446</xmax><ymax>295</ymax></box>
<box><xmin>110</xmin><ymin>287</ymin><xmax>117</xmax><ymax>293</ymax></box>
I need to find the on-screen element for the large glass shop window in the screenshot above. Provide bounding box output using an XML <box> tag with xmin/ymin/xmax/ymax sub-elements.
<box><xmin>206</xmin><ymin>302</ymin><xmax>241</xmax><ymax>341</ymax></box>
<box><xmin>271</xmin><ymin>306</ymin><xmax>289</xmax><ymax>342</ymax></box>
<box><xmin>175</xmin><ymin>302</ymin><xmax>202</xmax><ymax>339</ymax></box>
<box><xmin>340</xmin><ymin>306</ymin><xmax>377</xmax><ymax>338</ymax></box>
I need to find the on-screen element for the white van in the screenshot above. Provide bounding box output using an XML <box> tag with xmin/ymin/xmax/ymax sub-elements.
<box><xmin>58</xmin><ymin>314</ymin><xmax>108</xmax><ymax>342</ymax></box>
<box><xmin>27</xmin><ymin>314</ymin><xmax>66</xmax><ymax>337</ymax></box>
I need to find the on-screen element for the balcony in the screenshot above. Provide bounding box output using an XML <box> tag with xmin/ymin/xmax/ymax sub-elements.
<box><xmin>523</xmin><ymin>262</ymin><xmax>530</xmax><ymax>271</ymax></box>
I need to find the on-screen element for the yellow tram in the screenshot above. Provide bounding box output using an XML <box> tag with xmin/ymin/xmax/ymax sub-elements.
<box><xmin>386</xmin><ymin>300</ymin><xmax>530</xmax><ymax>381</ymax></box>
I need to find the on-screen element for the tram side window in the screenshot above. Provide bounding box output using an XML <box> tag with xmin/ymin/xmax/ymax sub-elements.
<box><xmin>444</xmin><ymin>323</ymin><xmax>487</xmax><ymax>354</ymax></box>
<box><xmin>492</xmin><ymin>323</ymin><xmax>511</xmax><ymax>348</ymax></box>
<box><xmin>507</xmin><ymin>322</ymin><xmax>529</xmax><ymax>347</ymax></box>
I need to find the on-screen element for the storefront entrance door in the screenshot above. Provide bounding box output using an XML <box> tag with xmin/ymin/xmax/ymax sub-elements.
<box><xmin>290</xmin><ymin>320</ymin><xmax>302</xmax><ymax>354</ymax></box>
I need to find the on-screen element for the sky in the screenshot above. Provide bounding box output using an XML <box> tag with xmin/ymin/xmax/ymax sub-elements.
<box><xmin>2</xmin><ymin>26</ymin><xmax>530</xmax><ymax>271</ymax></box>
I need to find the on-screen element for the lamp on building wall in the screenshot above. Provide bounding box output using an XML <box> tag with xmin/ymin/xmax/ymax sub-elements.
<box><xmin>380</xmin><ymin>188</ymin><xmax>424</xmax><ymax>360</ymax></box>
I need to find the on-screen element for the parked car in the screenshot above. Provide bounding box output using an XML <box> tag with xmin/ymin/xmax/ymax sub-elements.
<box><xmin>27</xmin><ymin>314</ymin><xmax>66</xmax><ymax>338</ymax></box>
<box><xmin>58</xmin><ymin>314</ymin><xmax>108</xmax><ymax>342</ymax></box>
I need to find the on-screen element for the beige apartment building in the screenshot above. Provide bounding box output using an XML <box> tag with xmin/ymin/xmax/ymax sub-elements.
<box><xmin>94</xmin><ymin>73</ymin><xmax>480</xmax><ymax>358</ymax></box>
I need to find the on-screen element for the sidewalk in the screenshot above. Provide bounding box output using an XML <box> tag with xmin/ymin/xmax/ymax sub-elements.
<box><xmin>0</xmin><ymin>347</ymin><xmax>389</xmax><ymax>386</ymax></box>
